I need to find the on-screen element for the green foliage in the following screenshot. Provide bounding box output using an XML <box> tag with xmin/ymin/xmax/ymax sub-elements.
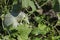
<box><xmin>22</xmin><ymin>0</ymin><xmax>36</xmax><ymax>13</ymax></box>
<box><xmin>31</xmin><ymin>24</ymin><xmax>50</xmax><ymax>35</ymax></box>
<box><xmin>52</xmin><ymin>0</ymin><xmax>60</xmax><ymax>12</ymax></box>
<box><xmin>0</xmin><ymin>0</ymin><xmax>60</xmax><ymax>40</ymax></box>
<box><xmin>16</xmin><ymin>24</ymin><xmax>32</xmax><ymax>40</ymax></box>
<box><xmin>38</xmin><ymin>24</ymin><xmax>50</xmax><ymax>35</ymax></box>
<box><xmin>32</xmin><ymin>37</ymin><xmax>41</xmax><ymax>40</ymax></box>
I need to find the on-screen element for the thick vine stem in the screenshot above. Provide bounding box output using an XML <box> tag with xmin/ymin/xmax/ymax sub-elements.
<box><xmin>34</xmin><ymin>0</ymin><xmax>41</xmax><ymax>9</ymax></box>
<box><xmin>53</xmin><ymin>25</ymin><xmax>60</xmax><ymax>35</ymax></box>
<box><xmin>40</xmin><ymin>0</ymin><xmax>51</xmax><ymax>7</ymax></box>
<box><xmin>0</xmin><ymin>14</ymin><xmax>5</xmax><ymax>29</ymax></box>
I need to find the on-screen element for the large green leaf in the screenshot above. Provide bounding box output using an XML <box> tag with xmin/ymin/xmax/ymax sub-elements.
<box><xmin>22</xmin><ymin>0</ymin><xmax>30</xmax><ymax>8</ymax></box>
<box><xmin>38</xmin><ymin>24</ymin><xmax>50</xmax><ymax>35</ymax></box>
<box><xmin>31</xmin><ymin>27</ymin><xmax>40</xmax><ymax>35</ymax></box>
<box><xmin>31</xmin><ymin>24</ymin><xmax>50</xmax><ymax>35</ymax></box>
<box><xmin>22</xmin><ymin>0</ymin><xmax>36</xmax><ymax>12</ymax></box>
<box><xmin>34</xmin><ymin>15</ymin><xmax>45</xmax><ymax>23</ymax></box>
<box><xmin>29</xmin><ymin>1</ymin><xmax>36</xmax><ymax>12</ymax></box>
<box><xmin>16</xmin><ymin>24</ymin><xmax>32</xmax><ymax>40</ymax></box>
